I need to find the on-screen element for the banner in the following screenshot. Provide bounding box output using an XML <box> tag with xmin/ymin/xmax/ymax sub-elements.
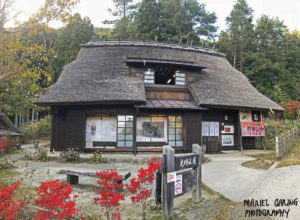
<box><xmin>241</xmin><ymin>122</ymin><xmax>265</xmax><ymax>137</ymax></box>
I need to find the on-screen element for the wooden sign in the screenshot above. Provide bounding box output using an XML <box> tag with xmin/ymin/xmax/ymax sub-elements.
<box><xmin>175</xmin><ymin>154</ymin><xmax>200</xmax><ymax>171</ymax></box>
<box><xmin>160</xmin><ymin>145</ymin><xmax>202</xmax><ymax>218</ymax></box>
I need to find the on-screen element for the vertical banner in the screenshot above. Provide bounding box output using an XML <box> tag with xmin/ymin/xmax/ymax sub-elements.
<box><xmin>213</xmin><ymin>122</ymin><xmax>219</xmax><ymax>137</ymax></box>
<box><xmin>202</xmin><ymin>122</ymin><xmax>209</xmax><ymax>136</ymax></box>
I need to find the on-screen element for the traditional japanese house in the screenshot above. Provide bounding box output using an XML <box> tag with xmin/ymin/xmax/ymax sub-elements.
<box><xmin>0</xmin><ymin>112</ymin><xmax>21</xmax><ymax>138</ymax></box>
<box><xmin>36</xmin><ymin>41</ymin><xmax>284</xmax><ymax>153</ymax></box>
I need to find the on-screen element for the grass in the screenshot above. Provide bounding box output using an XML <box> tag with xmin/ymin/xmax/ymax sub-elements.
<box><xmin>277</xmin><ymin>139</ymin><xmax>300</xmax><ymax>168</ymax></box>
<box><xmin>242</xmin><ymin>151</ymin><xmax>276</xmax><ymax>170</ymax></box>
<box><xmin>0</xmin><ymin>148</ymin><xmax>23</xmax><ymax>158</ymax></box>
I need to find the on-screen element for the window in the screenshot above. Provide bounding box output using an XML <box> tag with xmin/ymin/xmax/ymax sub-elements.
<box><xmin>86</xmin><ymin>116</ymin><xmax>117</xmax><ymax>142</ymax></box>
<box><xmin>144</xmin><ymin>69</ymin><xmax>154</xmax><ymax>84</ymax></box>
<box><xmin>117</xmin><ymin>115</ymin><xmax>133</xmax><ymax>147</ymax></box>
<box><xmin>252</xmin><ymin>111</ymin><xmax>261</xmax><ymax>122</ymax></box>
<box><xmin>168</xmin><ymin>116</ymin><xmax>183</xmax><ymax>147</ymax></box>
<box><xmin>144</xmin><ymin>67</ymin><xmax>186</xmax><ymax>86</ymax></box>
<box><xmin>175</xmin><ymin>71</ymin><xmax>186</xmax><ymax>85</ymax></box>
<box><xmin>136</xmin><ymin>116</ymin><xmax>168</xmax><ymax>142</ymax></box>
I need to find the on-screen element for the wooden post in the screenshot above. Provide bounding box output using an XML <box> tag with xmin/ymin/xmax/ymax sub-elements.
<box><xmin>275</xmin><ymin>136</ymin><xmax>279</xmax><ymax>157</ymax></box>
<box><xmin>162</xmin><ymin>145</ymin><xmax>175</xmax><ymax>219</ymax></box>
<box><xmin>192</xmin><ymin>144</ymin><xmax>202</xmax><ymax>202</ymax></box>
<box><xmin>133</xmin><ymin>115</ymin><xmax>137</xmax><ymax>156</ymax></box>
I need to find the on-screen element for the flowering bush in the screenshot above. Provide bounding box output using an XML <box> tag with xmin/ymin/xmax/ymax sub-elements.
<box><xmin>0</xmin><ymin>135</ymin><xmax>17</xmax><ymax>152</ymax></box>
<box><xmin>35</xmin><ymin>180</ymin><xmax>81</xmax><ymax>220</ymax></box>
<box><xmin>0</xmin><ymin>181</ymin><xmax>28</xmax><ymax>220</ymax></box>
<box><xmin>94</xmin><ymin>170</ymin><xmax>125</xmax><ymax>220</ymax></box>
<box><xmin>126</xmin><ymin>157</ymin><xmax>162</xmax><ymax>220</ymax></box>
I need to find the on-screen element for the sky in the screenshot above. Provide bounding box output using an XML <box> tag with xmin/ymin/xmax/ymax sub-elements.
<box><xmin>7</xmin><ymin>0</ymin><xmax>300</xmax><ymax>34</ymax></box>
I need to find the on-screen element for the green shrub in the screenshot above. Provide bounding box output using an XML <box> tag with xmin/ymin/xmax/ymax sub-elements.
<box><xmin>34</xmin><ymin>148</ymin><xmax>48</xmax><ymax>162</ymax></box>
<box><xmin>89</xmin><ymin>150</ymin><xmax>106</xmax><ymax>164</ymax></box>
<box><xmin>59</xmin><ymin>148</ymin><xmax>80</xmax><ymax>162</ymax></box>
<box><xmin>23</xmin><ymin>148</ymin><xmax>49</xmax><ymax>162</ymax></box>
<box><xmin>0</xmin><ymin>160</ymin><xmax>14</xmax><ymax>170</ymax></box>
<box><xmin>19</xmin><ymin>115</ymin><xmax>51</xmax><ymax>143</ymax></box>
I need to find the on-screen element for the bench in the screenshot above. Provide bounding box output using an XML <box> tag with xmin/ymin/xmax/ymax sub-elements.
<box><xmin>60</xmin><ymin>169</ymin><xmax>131</xmax><ymax>185</ymax></box>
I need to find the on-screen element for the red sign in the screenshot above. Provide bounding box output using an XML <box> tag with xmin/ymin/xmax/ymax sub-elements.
<box><xmin>241</xmin><ymin>122</ymin><xmax>265</xmax><ymax>137</ymax></box>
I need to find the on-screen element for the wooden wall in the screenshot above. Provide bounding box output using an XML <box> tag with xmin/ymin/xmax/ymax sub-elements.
<box><xmin>50</xmin><ymin>105</ymin><xmax>204</xmax><ymax>153</ymax></box>
<box><xmin>185</xmin><ymin>112</ymin><xmax>202</xmax><ymax>152</ymax></box>
<box><xmin>202</xmin><ymin>109</ymin><xmax>239</xmax><ymax>153</ymax></box>
<box><xmin>145</xmin><ymin>85</ymin><xmax>192</xmax><ymax>100</ymax></box>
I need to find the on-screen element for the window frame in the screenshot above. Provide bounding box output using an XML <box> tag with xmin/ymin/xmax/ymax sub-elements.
<box><xmin>117</xmin><ymin>115</ymin><xmax>134</xmax><ymax>147</ymax></box>
<box><xmin>251</xmin><ymin>111</ymin><xmax>261</xmax><ymax>122</ymax></box>
<box><xmin>168</xmin><ymin>115</ymin><xmax>184</xmax><ymax>147</ymax></box>
<box><xmin>144</xmin><ymin>69</ymin><xmax>155</xmax><ymax>84</ymax></box>
<box><xmin>175</xmin><ymin>71</ymin><xmax>186</xmax><ymax>86</ymax></box>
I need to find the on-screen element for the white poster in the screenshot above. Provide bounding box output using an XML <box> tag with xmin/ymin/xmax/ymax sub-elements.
<box><xmin>222</xmin><ymin>135</ymin><xmax>234</xmax><ymax>146</ymax></box>
<box><xmin>202</xmin><ymin>122</ymin><xmax>209</xmax><ymax>136</ymax></box>
<box><xmin>209</xmin><ymin>123</ymin><xmax>215</xmax><ymax>136</ymax></box>
<box><xmin>213</xmin><ymin>122</ymin><xmax>219</xmax><ymax>137</ymax></box>
<box><xmin>86</xmin><ymin>116</ymin><xmax>117</xmax><ymax>142</ymax></box>
<box><xmin>203</xmin><ymin>122</ymin><xmax>219</xmax><ymax>137</ymax></box>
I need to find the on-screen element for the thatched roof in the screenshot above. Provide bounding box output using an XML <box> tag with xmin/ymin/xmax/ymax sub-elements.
<box><xmin>36</xmin><ymin>41</ymin><xmax>283</xmax><ymax>111</ymax></box>
<box><xmin>0</xmin><ymin>113</ymin><xmax>20</xmax><ymax>136</ymax></box>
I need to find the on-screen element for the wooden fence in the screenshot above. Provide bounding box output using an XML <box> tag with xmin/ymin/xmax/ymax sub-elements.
<box><xmin>276</xmin><ymin>127</ymin><xmax>300</xmax><ymax>158</ymax></box>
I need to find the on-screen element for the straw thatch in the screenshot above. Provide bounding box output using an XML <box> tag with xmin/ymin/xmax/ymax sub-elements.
<box><xmin>36</xmin><ymin>41</ymin><xmax>283</xmax><ymax>111</ymax></box>
<box><xmin>0</xmin><ymin>112</ymin><xmax>20</xmax><ymax>137</ymax></box>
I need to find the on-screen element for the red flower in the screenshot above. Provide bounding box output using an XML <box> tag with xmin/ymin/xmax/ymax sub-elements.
<box><xmin>0</xmin><ymin>181</ymin><xmax>28</xmax><ymax>220</ymax></box>
<box><xmin>94</xmin><ymin>169</ymin><xmax>125</xmax><ymax>219</ymax></box>
<box><xmin>34</xmin><ymin>180</ymin><xmax>82</xmax><ymax>220</ymax></box>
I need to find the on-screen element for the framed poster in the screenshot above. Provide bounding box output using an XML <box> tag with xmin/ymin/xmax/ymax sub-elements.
<box><xmin>222</xmin><ymin>125</ymin><xmax>234</xmax><ymax>134</ymax></box>
<box><xmin>136</xmin><ymin>116</ymin><xmax>167</xmax><ymax>142</ymax></box>
<box><xmin>222</xmin><ymin>135</ymin><xmax>234</xmax><ymax>146</ymax></box>
<box><xmin>86</xmin><ymin>116</ymin><xmax>117</xmax><ymax>142</ymax></box>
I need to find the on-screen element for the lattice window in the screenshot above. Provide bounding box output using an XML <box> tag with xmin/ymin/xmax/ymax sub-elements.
<box><xmin>117</xmin><ymin>115</ymin><xmax>133</xmax><ymax>147</ymax></box>
<box><xmin>168</xmin><ymin>116</ymin><xmax>183</xmax><ymax>147</ymax></box>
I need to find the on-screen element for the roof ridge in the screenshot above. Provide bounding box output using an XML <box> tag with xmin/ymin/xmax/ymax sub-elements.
<box><xmin>82</xmin><ymin>40</ymin><xmax>226</xmax><ymax>57</ymax></box>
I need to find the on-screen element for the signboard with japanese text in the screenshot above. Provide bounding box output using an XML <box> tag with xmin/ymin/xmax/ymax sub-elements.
<box><xmin>241</xmin><ymin>122</ymin><xmax>265</xmax><ymax>136</ymax></box>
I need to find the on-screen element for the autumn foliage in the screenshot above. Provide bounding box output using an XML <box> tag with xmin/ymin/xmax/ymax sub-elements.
<box><xmin>126</xmin><ymin>157</ymin><xmax>162</xmax><ymax>220</ymax></box>
<box><xmin>94</xmin><ymin>170</ymin><xmax>125</xmax><ymax>220</ymax></box>
<box><xmin>34</xmin><ymin>180</ymin><xmax>81</xmax><ymax>220</ymax></box>
<box><xmin>0</xmin><ymin>181</ymin><xmax>28</xmax><ymax>220</ymax></box>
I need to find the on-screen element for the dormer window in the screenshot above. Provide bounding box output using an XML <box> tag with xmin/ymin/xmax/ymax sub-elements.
<box><xmin>144</xmin><ymin>69</ymin><xmax>154</xmax><ymax>84</ymax></box>
<box><xmin>143</xmin><ymin>68</ymin><xmax>186</xmax><ymax>86</ymax></box>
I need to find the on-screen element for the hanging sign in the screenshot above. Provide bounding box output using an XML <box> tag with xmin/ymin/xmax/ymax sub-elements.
<box><xmin>241</xmin><ymin>122</ymin><xmax>265</xmax><ymax>136</ymax></box>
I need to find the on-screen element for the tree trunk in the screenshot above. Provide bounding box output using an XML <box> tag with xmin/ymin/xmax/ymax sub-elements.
<box><xmin>240</xmin><ymin>46</ymin><xmax>243</xmax><ymax>73</ymax></box>
<box><xmin>143</xmin><ymin>201</ymin><xmax>146</xmax><ymax>220</ymax></box>
<box><xmin>233</xmin><ymin>47</ymin><xmax>236</xmax><ymax>68</ymax></box>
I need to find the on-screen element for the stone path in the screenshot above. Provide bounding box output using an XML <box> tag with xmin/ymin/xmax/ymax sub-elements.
<box><xmin>202</xmin><ymin>151</ymin><xmax>277</xmax><ymax>202</ymax></box>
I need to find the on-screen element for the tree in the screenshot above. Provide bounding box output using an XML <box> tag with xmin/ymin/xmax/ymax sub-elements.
<box><xmin>0</xmin><ymin>0</ymin><xmax>79</xmax><ymax>116</ymax></box>
<box><xmin>52</xmin><ymin>13</ymin><xmax>94</xmax><ymax>82</ymax></box>
<box><xmin>226</xmin><ymin>0</ymin><xmax>254</xmax><ymax>71</ymax></box>
<box><xmin>131</xmin><ymin>0</ymin><xmax>160</xmax><ymax>40</ymax></box>
<box><xmin>132</xmin><ymin>0</ymin><xmax>217</xmax><ymax>42</ymax></box>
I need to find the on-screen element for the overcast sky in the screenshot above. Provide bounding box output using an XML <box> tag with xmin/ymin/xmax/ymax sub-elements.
<box><xmin>8</xmin><ymin>0</ymin><xmax>300</xmax><ymax>33</ymax></box>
